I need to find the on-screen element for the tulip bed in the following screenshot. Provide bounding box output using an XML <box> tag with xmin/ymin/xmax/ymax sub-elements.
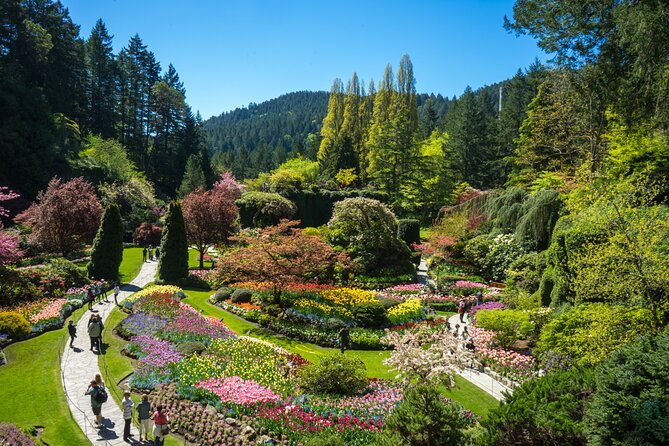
<box><xmin>121</xmin><ymin>286</ymin><xmax>425</xmax><ymax>445</ymax></box>
<box><xmin>0</xmin><ymin>296</ymin><xmax>84</xmax><ymax>336</ymax></box>
<box><xmin>469</xmin><ymin>326</ymin><xmax>538</xmax><ymax>383</ymax></box>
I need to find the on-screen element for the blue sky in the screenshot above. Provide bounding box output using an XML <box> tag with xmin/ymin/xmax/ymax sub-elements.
<box><xmin>61</xmin><ymin>0</ymin><xmax>548</xmax><ymax>119</ymax></box>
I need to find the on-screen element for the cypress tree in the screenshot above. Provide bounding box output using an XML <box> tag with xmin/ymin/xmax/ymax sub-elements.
<box><xmin>158</xmin><ymin>201</ymin><xmax>189</xmax><ymax>282</ymax></box>
<box><xmin>88</xmin><ymin>204</ymin><xmax>124</xmax><ymax>281</ymax></box>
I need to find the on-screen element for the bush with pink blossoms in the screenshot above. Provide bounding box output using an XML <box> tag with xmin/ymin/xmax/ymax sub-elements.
<box><xmin>469</xmin><ymin>301</ymin><xmax>505</xmax><ymax>317</ymax></box>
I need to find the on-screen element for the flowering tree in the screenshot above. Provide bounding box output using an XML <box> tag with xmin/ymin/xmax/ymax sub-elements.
<box><xmin>0</xmin><ymin>187</ymin><xmax>22</xmax><ymax>264</ymax></box>
<box><xmin>15</xmin><ymin>177</ymin><xmax>102</xmax><ymax>256</ymax></box>
<box><xmin>381</xmin><ymin>324</ymin><xmax>473</xmax><ymax>388</ymax></box>
<box><xmin>133</xmin><ymin>222</ymin><xmax>163</xmax><ymax>246</ymax></box>
<box><xmin>182</xmin><ymin>187</ymin><xmax>239</xmax><ymax>269</ymax></box>
<box><xmin>213</xmin><ymin>172</ymin><xmax>244</xmax><ymax>200</ymax></box>
<box><xmin>217</xmin><ymin>220</ymin><xmax>351</xmax><ymax>299</ymax></box>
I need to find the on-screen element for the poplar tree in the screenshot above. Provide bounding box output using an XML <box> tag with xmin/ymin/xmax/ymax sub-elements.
<box><xmin>318</xmin><ymin>78</ymin><xmax>348</xmax><ymax>178</ymax></box>
<box><xmin>158</xmin><ymin>201</ymin><xmax>189</xmax><ymax>282</ymax></box>
<box><xmin>341</xmin><ymin>72</ymin><xmax>364</xmax><ymax>176</ymax></box>
<box><xmin>88</xmin><ymin>203</ymin><xmax>123</xmax><ymax>281</ymax></box>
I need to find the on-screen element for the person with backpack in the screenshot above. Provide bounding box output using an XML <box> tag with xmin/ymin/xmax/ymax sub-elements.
<box><xmin>85</xmin><ymin>379</ymin><xmax>107</xmax><ymax>428</ymax></box>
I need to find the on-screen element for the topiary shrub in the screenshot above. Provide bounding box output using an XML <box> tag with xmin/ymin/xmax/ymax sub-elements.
<box><xmin>397</xmin><ymin>219</ymin><xmax>421</xmax><ymax>248</ymax></box>
<box><xmin>297</xmin><ymin>353</ymin><xmax>367</xmax><ymax>395</ymax></box>
<box><xmin>158</xmin><ymin>201</ymin><xmax>189</xmax><ymax>283</ymax></box>
<box><xmin>213</xmin><ymin>287</ymin><xmax>233</xmax><ymax>302</ymax></box>
<box><xmin>88</xmin><ymin>203</ymin><xmax>124</xmax><ymax>281</ymax></box>
<box><xmin>230</xmin><ymin>288</ymin><xmax>253</xmax><ymax>304</ymax></box>
<box><xmin>351</xmin><ymin>301</ymin><xmax>387</xmax><ymax>328</ymax></box>
<box><xmin>0</xmin><ymin>312</ymin><xmax>31</xmax><ymax>340</ymax></box>
<box><xmin>176</xmin><ymin>341</ymin><xmax>207</xmax><ymax>356</ymax></box>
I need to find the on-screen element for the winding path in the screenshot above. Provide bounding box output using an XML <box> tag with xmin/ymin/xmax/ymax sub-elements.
<box><xmin>60</xmin><ymin>260</ymin><xmax>157</xmax><ymax>445</ymax></box>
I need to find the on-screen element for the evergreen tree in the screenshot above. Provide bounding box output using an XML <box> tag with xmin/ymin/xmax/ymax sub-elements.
<box><xmin>178</xmin><ymin>153</ymin><xmax>206</xmax><ymax>197</ymax></box>
<box><xmin>341</xmin><ymin>72</ymin><xmax>364</xmax><ymax>176</ymax></box>
<box><xmin>158</xmin><ymin>201</ymin><xmax>188</xmax><ymax>282</ymax></box>
<box><xmin>317</xmin><ymin>78</ymin><xmax>347</xmax><ymax>178</ymax></box>
<box><xmin>87</xmin><ymin>203</ymin><xmax>123</xmax><ymax>281</ymax></box>
<box><xmin>85</xmin><ymin>19</ymin><xmax>117</xmax><ymax>138</ymax></box>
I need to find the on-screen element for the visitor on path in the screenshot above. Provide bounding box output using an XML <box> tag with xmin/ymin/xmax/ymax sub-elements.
<box><xmin>87</xmin><ymin>315</ymin><xmax>102</xmax><ymax>352</ymax></box>
<box><xmin>152</xmin><ymin>405</ymin><xmax>169</xmax><ymax>446</ymax></box>
<box><xmin>114</xmin><ymin>283</ymin><xmax>120</xmax><ymax>305</ymax></box>
<box><xmin>458</xmin><ymin>300</ymin><xmax>466</xmax><ymax>323</ymax></box>
<box><xmin>142</xmin><ymin>247</ymin><xmax>147</xmax><ymax>262</ymax></box>
<box><xmin>155</xmin><ymin>246</ymin><xmax>160</xmax><ymax>260</ymax></box>
<box><xmin>148</xmin><ymin>245</ymin><xmax>153</xmax><ymax>261</ymax></box>
<box><xmin>122</xmin><ymin>391</ymin><xmax>134</xmax><ymax>442</ymax></box>
<box><xmin>84</xmin><ymin>380</ymin><xmax>105</xmax><ymax>428</ymax></box>
<box><xmin>136</xmin><ymin>394</ymin><xmax>152</xmax><ymax>442</ymax></box>
<box><xmin>338</xmin><ymin>327</ymin><xmax>350</xmax><ymax>354</ymax></box>
<box><xmin>67</xmin><ymin>320</ymin><xmax>77</xmax><ymax>348</ymax></box>
<box><xmin>102</xmin><ymin>282</ymin><xmax>109</xmax><ymax>303</ymax></box>
<box><xmin>475</xmin><ymin>290</ymin><xmax>483</xmax><ymax>306</ymax></box>
<box><xmin>87</xmin><ymin>288</ymin><xmax>94</xmax><ymax>311</ymax></box>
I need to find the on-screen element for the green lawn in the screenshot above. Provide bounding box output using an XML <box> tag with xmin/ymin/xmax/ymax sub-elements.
<box><xmin>118</xmin><ymin>247</ymin><xmax>145</xmax><ymax>284</ymax></box>
<box><xmin>181</xmin><ymin>288</ymin><xmax>499</xmax><ymax>416</ymax></box>
<box><xmin>0</xmin><ymin>307</ymin><xmax>89</xmax><ymax>445</ymax></box>
<box><xmin>188</xmin><ymin>247</ymin><xmax>215</xmax><ymax>270</ymax></box>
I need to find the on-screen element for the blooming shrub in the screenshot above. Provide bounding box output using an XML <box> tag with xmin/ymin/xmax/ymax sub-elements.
<box><xmin>469</xmin><ymin>301</ymin><xmax>505</xmax><ymax>317</ymax></box>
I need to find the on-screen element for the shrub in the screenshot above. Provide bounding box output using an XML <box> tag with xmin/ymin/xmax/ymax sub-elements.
<box><xmin>397</xmin><ymin>219</ymin><xmax>421</xmax><ymax>248</ymax></box>
<box><xmin>375</xmin><ymin>384</ymin><xmax>475</xmax><ymax>446</ymax></box>
<box><xmin>230</xmin><ymin>288</ymin><xmax>253</xmax><ymax>304</ymax></box>
<box><xmin>176</xmin><ymin>341</ymin><xmax>207</xmax><ymax>356</ymax></box>
<box><xmin>88</xmin><ymin>204</ymin><xmax>124</xmax><ymax>281</ymax></box>
<box><xmin>297</xmin><ymin>353</ymin><xmax>368</xmax><ymax>395</ymax></box>
<box><xmin>213</xmin><ymin>287</ymin><xmax>233</xmax><ymax>302</ymax></box>
<box><xmin>351</xmin><ymin>301</ymin><xmax>387</xmax><ymax>328</ymax></box>
<box><xmin>236</xmin><ymin>191</ymin><xmax>296</xmax><ymax>228</ymax></box>
<box><xmin>535</xmin><ymin>304</ymin><xmax>655</xmax><ymax>367</ymax></box>
<box><xmin>480</xmin><ymin>367</ymin><xmax>596</xmax><ymax>446</ymax></box>
<box><xmin>377</xmin><ymin>296</ymin><xmax>402</xmax><ymax>310</ymax></box>
<box><xmin>46</xmin><ymin>258</ymin><xmax>89</xmax><ymax>288</ymax></box>
<box><xmin>0</xmin><ymin>312</ymin><xmax>31</xmax><ymax>339</ymax></box>
<box><xmin>475</xmin><ymin>309</ymin><xmax>534</xmax><ymax>348</ymax></box>
<box><xmin>323</xmin><ymin>317</ymin><xmax>346</xmax><ymax>331</ymax></box>
<box><xmin>585</xmin><ymin>331</ymin><xmax>669</xmax><ymax>446</ymax></box>
<box><xmin>304</xmin><ymin>432</ymin><xmax>347</xmax><ymax>446</ymax></box>
<box><xmin>158</xmin><ymin>202</ymin><xmax>189</xmax><ymax>282</ymax></box>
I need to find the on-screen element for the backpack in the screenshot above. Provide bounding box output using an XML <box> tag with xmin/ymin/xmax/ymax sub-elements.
<box><xmin>95</xmin><ymin>386</ymin><xmax>108</xmax><ymax>404</ymax></box>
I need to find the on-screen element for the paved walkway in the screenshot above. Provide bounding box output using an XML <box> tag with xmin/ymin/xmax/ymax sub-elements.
<box><xmin>60</xmin><ymin>260</ymin><xmax>158</xmax><ymax>445</ymax></box>
<box><xmin>446</xmin><ymin>312</ymin><xmax>513</xmax><ymax>401</ymax></box>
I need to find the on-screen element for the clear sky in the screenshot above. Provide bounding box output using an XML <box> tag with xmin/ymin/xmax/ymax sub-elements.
<box><xmin>61</xmin><ymin>0</ymin><xmax>548</xmax><ymax>119</ymax></box>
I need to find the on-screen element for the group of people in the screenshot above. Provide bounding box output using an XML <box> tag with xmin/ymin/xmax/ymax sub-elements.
<box><xmin>85</xmin><ymin>373</ymin><xmax>169</xmax><ymax>444</ymax></box>
<box><xmin>86</xmin><ymin>282</ymin><xmax>121</xmax><ymax>310</ymax></box>
<box><xmin>142</xmin><ymin>245</ymin><xmax>160</xmax><ymax>263</ymax></box>
<box><xmin>66</xmin><ymin>313</ymin><xmax>105</xmax><ymax>352</ymax></box>
<box><xmin>458</xmin><ymin>290</ymin><xmax>484</xmax><ymax>323</ymax></box>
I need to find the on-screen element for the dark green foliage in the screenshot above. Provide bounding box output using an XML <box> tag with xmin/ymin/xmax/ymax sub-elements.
<box><xmin>88</xmin><ymin>204</ymin><xmax>123</xmax><ymax>281</ymax></box>
<box><xmin>486</xmin><ymin>187</ymin><xmax>528</xmax><ymax>233</ymax></box>
<box><xmin>536</xmin><ymin>266</ymin><xmax>555</xmax><ymax>307</ymax></box>
<box><xmin>230</xmin><ymin>288</ymin><xmax>253</xmax><ymax>304</ymax></box>
<box><xmin>375</xmin><ymin>384</ymin><xmax>470</xmax><ymax>446</ymax></box>
<box><xmin>213</xmin><ymin>287</ymin><xmax>232</xmax><ymax>302</ymax></box>
<box><xmin>397</xmin><ymin>219</ymin><xmax>421</xmax><ymax>248</ymax></box>
<box><xmin>235</xmin><ymin>192</ymin><xmax>296</xmax><ymax>227</ymax></box>
<box><xmin>377</xmin><ymin>296</ymin><xmax>402</xmax><ymax>310</ymax></box>
<box><xmin>480</xmin><ymin>368</ymin><xmax>595</xmax><ymax>446</ymax></box>
<box><xmin>286</xmin><ymin>189</ymin><xmax>389</xmax><ymax>228</ymax></box>
<box><xmin>585</xmin><ymin>332</ymin><xmax>669</xmax><ymax>446</ymax></box>
<box><xmin>175</xmin><ymin>341</ymin><xmax>207</xmax><ymax>356</ymax></box>
<box><xmin>515</xmin><ymin>189</ymin><xmax>563</xmax><ymax>250</ymax></box>
<box><xmin>351</xmin><ymin>301</ymin><xmax>387</xmax><ymax>328</ymax></box>
<box><xmin>158</xmin><ymin>202</ymin><xmax>189</xmax><ymax>282</ymax></box>
<box><xmin>504</xmin><ymin>252</ymin><xmax>541</xmax><ymax>296</ymax></box>
<box><xmin>297</xmin><ymin>353</ymin><xmax>368</xmax><ymax>396</ymax></box>
<box><xmin>47</xmin><ymin>258</ymin><xmax>89</xmax><ymax>288</ymax></box>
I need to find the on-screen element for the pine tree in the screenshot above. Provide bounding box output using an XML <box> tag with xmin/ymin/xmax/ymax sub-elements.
<box><xmin>178</xmin><ymin>154</ymin><xmax>206</xmax><ymax>197</ymax></box>
<box><xmin>158</xmin><ymin>201</ymin><xmax>189</xmax><ymax>282</ymax></box>
<box><xmin>85</xmin><ymin>19</ymin><xmax>117</xmax><ymax>138</ymax></box>
<box><xmin>87</xmin><ymin>203</ymin><xmax>123</xmax><ymax>281</ymax></box>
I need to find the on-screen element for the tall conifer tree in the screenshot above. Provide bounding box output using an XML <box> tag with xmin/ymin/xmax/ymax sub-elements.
<box><xmin>88</xmin><ymin>203</ymin><xmax>123</xmax><ymax>281</ymax></box>
<box><xmin>85</xmin><ymin>19</ymin><xmax>117</xmax><ymax>138</ymax></box>
<box><xmin>158</xmin><ymin>201</ymin><xmax>189</xmax><ymax>282</ymax></box>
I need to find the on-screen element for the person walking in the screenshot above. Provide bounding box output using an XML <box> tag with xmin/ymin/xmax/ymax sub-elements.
<box><xmin>122</xmin><ymin>391</ymin><xmax>134</xmax><ymax>442</ymax></box>
<box><xmin>87</xmin><ymin>287</ymin><xmax>94</xmax><ymax>311</ymax></box>
<box><xmin>155</xmin><ymin>246</ymin><xmax>160</xmax><ymax>260</ymax></box>
<box><xmin>148</xmin><ymin>245</ymin><xmax>153</xmax><ymax>261</ymax></box>
<box><xmin>102</xmin><ymin>281</ymin><xmax>109</xmax><ymax>303</ymax></box>
<box><xmin>88</xmin><ymin>315</ymin><xmax>102</xmax><ymax>352</ymax></box>
<box><xmin>67</xmin><ymin>320</ymin><xmax>77</xmax><ymax>348</ymax></box>
<box><xmin>152</xmin><ymin>405</ymin><xmax>169</xmax><ymax>446</ymax></box>
<box><xmin>84</xmin><ymin>380</ymin><xmax>105</xmax><ymax>428</ymax></box>
<box><xmin>114</xmin><ymin>283</ymin><xmax>120</xmax><ymax>306</ymax></box>
<box><xmin>136</xmin><ymin>394</ymin><xmax>152</xmax><ymax>442</ymax></box>
<box><xmin>142</xmin><ymin>247</ymin><xmax>147</xmax><ymax>262</ymax></box>
<box><xmin>458</xmin><ymin>300</ymin><xmax>466</xmax><ymax>323</ymax></box>
<box><xmin>475</xmin><ymin>290</ymin><xmax>483</xmax><ymax>306</ymax></box>
<box><xmin>338</xmin><ymin>327</ymin><xmax>350</xmax><ymax>354</ymax></box>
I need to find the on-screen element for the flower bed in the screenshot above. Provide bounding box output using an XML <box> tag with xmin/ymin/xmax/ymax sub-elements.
<box><xmin>469</xmin><ymin>326</ymin><xmax>537</xmax><ymax>383</ymax></box>
<box><xmin>0</xmin><ymin>296</ymin><xmax>83</xmax><ymax>337</ymax></box>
